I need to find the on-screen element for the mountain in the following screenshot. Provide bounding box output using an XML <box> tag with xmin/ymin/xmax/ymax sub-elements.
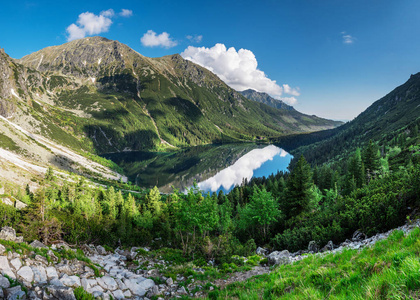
<box><xmin>13</xmin><ymin>37</ymin><xmax>340</xmax><ymax>153</ymax></box>
<box><xmin>289</xmin><ymin>72</ymin><xmax>420</xmax><ymax>164</ymax></box>
<box><xmin>240</xmin><ymin>89</ymin><xmax>295</xmax><ymax>111</ymax></box>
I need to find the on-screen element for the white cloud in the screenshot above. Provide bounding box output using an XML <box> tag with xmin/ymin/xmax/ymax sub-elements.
<box><xmin>119</xmin><ymin>9</ymin><xmax>133</xmax><ymax>17</ymax></box>
<box><xmin>186</xmin><ymin>35</ymin><xmax>203</xmax><ymax>43</ymax></box>
<box><xmin>141</xmin><ymin>30</ymin><xmax>178</xmax><ymax>48</ymax></box>
<box><xmin>100</xmin><ymin>9</ymin><xmax>115</xmax><ymax>17</ymax></box>
<box><xmin>66</xmin><ymin>11</ymin><xmax>113</xmax><ymax>41</ymax></box>
<box><xmin>181</xmin><ymin>43</ymin><xmax>299</xmax><ymax>104</ymax></box>
<box><xmin>197</xmin><ymin>145</ymin><xmax>289</xmax><ymax>192</ymax></box>
<box><xmin>341</xmin><ymin>32</ymin><xmax>355</xmax><ymax>44</ymax></box>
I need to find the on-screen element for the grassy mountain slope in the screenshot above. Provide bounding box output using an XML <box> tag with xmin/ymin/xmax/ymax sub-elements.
<box><xmin>287</xmin><ymin>73</ymin><xmax>420</xmax><ymax>165</ymax></box>
<box><xmin>16</xmin><ymin>37</ymin><xmax>341</xmax><ymax>154</ymax></box>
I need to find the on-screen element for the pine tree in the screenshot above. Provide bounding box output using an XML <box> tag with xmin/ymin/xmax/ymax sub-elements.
<box><xmin>363</xmin><ymin>140</ymin><xmax>380</xmax><ymax>181</ymax></box>
<box><xmin>284</xmin><ymin>155</ymin><xmax>313</xmax><ymax>218</ymax></box>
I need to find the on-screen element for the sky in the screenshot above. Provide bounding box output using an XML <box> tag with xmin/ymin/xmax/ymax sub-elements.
<box><xmin>1</xmin><ymin>0</ymin><xmax>420</xmax><ymax>120</ymax></box>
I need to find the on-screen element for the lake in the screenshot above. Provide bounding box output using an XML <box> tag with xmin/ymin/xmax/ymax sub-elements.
<box><xmin>104</xmin><ymin>144</ymin><xmax>293</xmax><ymax>194</ymax></box>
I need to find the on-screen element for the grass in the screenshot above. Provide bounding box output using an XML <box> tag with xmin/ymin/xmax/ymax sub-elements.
<box><xmin>202</xmin><ymin>227</ymin><xmax>420</xmax><ymax>299</ymax></box>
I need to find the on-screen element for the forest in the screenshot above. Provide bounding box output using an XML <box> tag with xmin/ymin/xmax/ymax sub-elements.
<box><xmin>1</xmin><ymin>118</ymin><xmax>420</xmax><ymax>266</ymax></box>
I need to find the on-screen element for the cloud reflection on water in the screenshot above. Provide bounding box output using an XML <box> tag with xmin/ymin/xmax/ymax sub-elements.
<box><xmin>198</xmin><ymin>145</ymin><xmax>289</xmax><ymax>193</ymax></box>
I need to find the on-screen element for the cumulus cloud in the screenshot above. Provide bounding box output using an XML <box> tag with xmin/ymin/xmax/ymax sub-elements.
<box><xmin>181</xmin><ymin>44</ymin><xmax>299</xmax><ymax>104</ymax></box>
<box><xmin>119</xmin><ymin>9</ymin><xmax>133</xmax><ymax>17</ymax></box>
<box><xmin>198</xmin><ymin>145</ymin><xmax>289</xmax><ymax>193</ymax></box>
<box><xmin>66</xmin><ymin>9</ymin><xmax>133</xmax><ymax>41</ymax></box>
<box><xmin>141</xmin><ymin>30</ymin><xmax>178</xmax><ymax>48</ymax></box>
<box><xmin>341</xmin><ymin>32</ymin><xmax>355</xmax><ymax>44</ymax></box>
<box><xmin>186</xmin><ymin>34</ymin><xmax>203</xmax><ymax>43</ymax></box>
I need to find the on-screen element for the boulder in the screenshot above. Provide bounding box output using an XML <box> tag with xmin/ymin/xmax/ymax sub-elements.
<box><xmin>45</xmin><ymin>285</ymin><xmax>76</xmax><ymax>300</ymax></box>
<box><xmin>96</xmin><ymin>245</ymin><xmax>107</xmax><ymax>255</ymax></box>
<box><xmin>6</xmin><ymin>285</ymin><xmax>26</xmax><ymax>300</ymax></box>
<box><xmin>31</xmin><ymin>266</ymin><xmax>48</xmax><ymax>284</ymax></box>
<box><xmin>352</xmin><ymin>230</ymin><xmax>367</xmax><ymax>242</ymax></box>
<box><xmin>0</xmin><ymin>256</ymin><xmax>16</xmax><ymax>279</ymax></box>
<box><xmin>0</xmin><ymin>274</ymin><xmax>10</xmax><ymax>288</ymax></box>
<box><xmin>98</xmin><ymin>276</ymin><xmax>118</xmax><ymax>291</ymax></box>
<box><xmin>256</xmin><ymin>247</ymin><xmax>268</xmax><ymax>256</ymax></box>
<box><xmin>45</xmin><ymin>266</ymin><xmax>59</xmax><ymax>280</ymax></box>
<box><xmin>166</xmin><ymin>277</ymin><xmax>173</xmax><ymax>286</ymax></box>
<box><xmin>60</xmin><ymin>274</ymin><xmax>81</xmax><ymax>288</ymax></box>
<box><xmin>308</xmin><ymin>241</ymin><xmax>319</xmax><ymax>253</ymax></box>
<box><xmin>112</xmin><ymin>289</ymin><xmax>125</xmax><ymax>300</ymax></box>
<box><xmin>17</xmin><ymin>266</ymin><xmax>34</xmax><ymax>283</ymax></box>
<box><xmin>0</xmin><ymin>227</ymin><xmax>16</xmax><ymax>241</ymax></box>
<box><xmin>49</xmin><ymin>278</ymin><xmax>65</xmax><ymax>287</ymax></box>
<box><xmin>124</xmin><ymin>278</ymin><xmax>146</xmax><ymax>296</ymax></box>
<box><xmin>138</xmin><ymin>278</ymin><xmax>155</xmax><ymax>290</ymax></box>
<box><xmin>267</xmin><ymin>250</ymin><xmax>290</xmax><ymax>265</ymax></box>
<box><xmin>30</xmin><ymin>240</ymin><xmax>47</xmax><ymax>249</ymax></box>
<box><xmin>0</xmin><ymin>244</ymin><xmax>6</xmax><ymax>255</ymax></box>
<box><xmin>9</xmin><ymin>258</ymin><xmax>22</xmax><ymax>271</ymax></box>
<box><xmin>321</xmin><ymin>241</ymin><xmax>334</xmax><ymax>252</ymax></box>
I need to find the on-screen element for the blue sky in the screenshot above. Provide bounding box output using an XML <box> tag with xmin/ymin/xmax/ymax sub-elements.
<box><xmin>1</xmin><ymin>0</ymin><xmax>420</xmax><ymax>120</ymax></box>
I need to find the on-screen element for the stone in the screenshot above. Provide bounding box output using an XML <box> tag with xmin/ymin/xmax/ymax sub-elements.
<box><xmin>47</xmin><ymin>250</ymin><xmax>58</xmax><ymax>262</ymax></box>
<box><xmin>308</xmin><ymin>241</ymin><xmax>319</xmax><ymax>253</ymax></box>
<box><xmin>46</xmin><ymin>267</ymin><xmax>59</xmax><ymax>280</ymax></box>
<box><xmin>113</xmin><ymin>289</ymin><xmax>125</xmax><ymax>299</ymax></box>
<box><xmin>0</xmin><ymin>274</ymin><xmax>10</xmax><ymax>288</ymax></box>
<box><xmin>35</xmin><ymin>255</ymin><xmax>48</xmax><ymax>265</ymax></box>
<box><xmin>29</xmin><ymin>240</ymin><xmax>47</xmax><ymax>249</ymax></box>
<box><xmin>115</xmin><ymin>278</ymin><xmax>127</xmax><ymax>290</ymax></box>
<box><xmin>124</xmin><ymin>278</ymin><xmax>146</xmax><ymax>296</ymax></box>
<box><xmin>0</xmin><ymin>243</ymin><xmax>6</xmax><ymax>255</ymax></box>
<box><xmin>123</xmin><ymin>290</ymin><xmax>132</xmax><ymax>298</ymax></box>
<box><xmin>88</xmin><ymin>284</ymin><xmax>104</xmax><ymax>294</ymax></box>
<box><xmin>81</xmin><ymin>277</ymin><xmax>91</xmax><ymax>290</ymax></box>
<box><xmin>9</xmin><ymin>258</ymin><xmax>22</xmax><ymax>271</ymax></box>
<box><xmin>6</xmin><ymin>285</ymin><xmax>26</xmax><ymax>300</ymax></box>
<box><xmin>98</xmin><ymin>276</ymin><xmax>118</xmax><ymax>291</ymax></box>
<box><xmin>256</xmin><ymin>247</ymin><xmax>268</xmax><ymax>256</ymax></box>
<box><xmin>0</xmin><ymin>227</ymin><xmax>16</xmax><ymax>241</ymax></box>
<box><xmin>321</xmin><ymin>240</ymin><xmax>334</xmax><ymax>252</ymax></box>
<box><xmin>96</xmin><ymin>245</ymin><xmax>107</xmax><ymax>255</ymax></box>
<box><xmin>56</xmin><ymin>264</ymin><xmax>72</xmax><ymax>275</ymax></box>
<box><xmin>177</xmin><ymin>286</ymin><xmax>187</xmax><ymax>295</ymax></box>
<box><xmin>31</xmin><ymin>266</ymin><xmax>48</xmax><ymax>284</ymax></box>
<box><xmin>138</xmin><ymin>278</ymin><xmax>155</xmax><ymax>290</ymax></box>
<box><xmin>267</xmin><ymin>250</ymin><xmax>290</xmax><ymax>265</ymax></box>
<box><xmin>14</xmin><ymin>237</ymin><xmax>24</xmax><ymax>243</ymax></box>
<box><xmin>60</xmin><ymin>274</ymin><xmax>81</xmax><ymax>288</ymax></box>
<box><xmin>146</xmin><ymin>285</ymin><xmax>159</xmax><ymax>297</ymax></box>
<box><xmin>166</xmin><ymin>277</ymin><xmax>173</xmax><ymax>286</ymax></box>
<box><xmin>17</xmin><ymin>266</ymin><xmax>34</xmax><ymax>282</ymax></box>
<box><xmin>45</xmin><ymin>286</ymin><xmax>76</xmax><ymax>300</ymax></box>
<box><xmin>352</xmin><ymin>230</ymin><xmax>367</xmax><ymax>242</ymax></box>
<box><xmin>49</xmin><ymin>278</ymin><xmax>65</xmax><ymax>287</ymax></box>
<box><xmin>0</xmin><ymin>288</ymin><xmax>3</xmax><ymax>299</ymax></box>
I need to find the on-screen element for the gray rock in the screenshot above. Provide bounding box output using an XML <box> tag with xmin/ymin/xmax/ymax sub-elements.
<box><xmin>81</xmin><ymin>277</ymin><xmax>91</xmax><ymax>290</ymax></box>
<box><xmin>98</xmin><ymin>276</ymin><xmax>118</xmax><ymax>291</ymax></box>
<box><xmin>34</xmin><ymin>255</ymin><xmax>48</xmax><ymax>265</ymax></box>
<box><xmin>138</xmin><ymin>278</ymin><xmax>155</xmax><ymax>290</ymax></box>
<box><xmin>14</xmin><ymin>237</ymin><xmax>24</xmax><ymax>243</ymax></box>
<box><xmin>256</xmin><ymin>247</ymin><xmax>268</xmax><ymax>256</ymax></box>
<box><xmin>0</xmin><ymin>243</ymin><xmax>6</xmax><ymax>255</ymax></box>
<box><xmin>45</xmin><ymin>285</ymin><xmax>76</xmax><ymax>300</ymax></box>
<box><xmin>352</xmin><ymin>230</ymin><xmax>367</xmax><ymax>242</ymax></box>
<box><xmin>9</xmin><ymin>258</ymin><xmax>22</xmax><ymax>271</ymax></box>
<box><xmin>56</xmin><ymin>264</ymin><xmax>72</xmax><ymax>275</ymax></box>
<box><xmin>6</xmin><ymin>285</ymin><xmax>26</xmax><ymax>300</ymax></box>
<box><xmin>177</xmin><ymin>286</ymin><xmax>187</xmax><ymax>295</ymax></box>
<box><xmin>31</xmin><ymin>266</ymin><xmax>48</xmax><ymax>284</ymax></box>
<box><xmin>146</xmin><ymin>285</ymin><xmax>159</xmax><ymax>298</ymax></box>
<box><xmin>166</xmin><ymin>277</ymin><xmax>173</xmax><ymax>286</ymax></box>
<box><xmin>60</xmin><ymin>274</ymin><xmax>81</xmax><ymax>287</ymax></box>
<box><xmin>267</xmin><ymin>250</ymin><xmax>290</xmax><ymax>265</ymax></box>
<box><xmin>47</xmin><ymin>250</ymin><xmax>58</xmax><ymax>262</ymax></box>
<box><xmin>321</xmin><ymin>240</ymin><xmax>334</xmax><ymax>252</ymax></box>
<box><xmin>124</xmin><ymin>278</ymin><xmax>146</xmax><ymax>296</ymax></box>
<box><xmin>0</xmin><ymin>288</ymin><xmax>3</xmax><ymax>299</ymax></box>
<box><xmin>49</xmin><ymin>278</ymin><xmax>65</xmax><ymax>287</ymax></box>
<box><xmin>0</xmin><ymin>274</ymin><xmax>10</xmax><ymax>288</ymax></box>
<box><xmin>123</xmin><ymin>290</ymin><xmax>132</xmax><ymax>298</ymax></box>
<box><xmin>0</xmin><ymin>227</ymin><xmax>16</xmax><ymax>241</ymax></box>
<box><xmin>308</xmin><ymin>241</ymin><xmax>319</xmax><ymax>253</ymax></box>
<box><xmin>96</xmin><ymin>245</ymin><xmax>107</xmax><ymax>255</ymax></box>
<box><xmin>45</xmin><ymin>267</ymin><xmax>58</xmax><ymax>280</ymax></box>
<box><xmin>29</xmin><ymin>240</ymin><xmax>47</xmax><ymax>249</ymax></box>
<box><xmin>17</xmin><ymin>266</ymin><xmax>34</xmax><ymax>282</ymax></box>
<box><xmin>113</xmin><ymin>289</ymin><xmax>125</xmax><ymax>300</ymax></box>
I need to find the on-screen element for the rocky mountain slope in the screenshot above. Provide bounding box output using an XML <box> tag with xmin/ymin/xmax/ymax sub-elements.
<box><xmin>240</xmin><ymin>89</ymin><xmax>295</xmax><ymax>111</ymax></box>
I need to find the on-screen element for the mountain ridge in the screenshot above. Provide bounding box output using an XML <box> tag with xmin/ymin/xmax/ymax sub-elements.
<box><xmin>240</xmin><ymin>89</ymin><xmax>295</xmax><ymax>111</ymax></box>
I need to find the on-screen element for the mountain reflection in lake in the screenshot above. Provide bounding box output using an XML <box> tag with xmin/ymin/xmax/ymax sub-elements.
<box><xmin>198</xmin><ymin>145</ymin><xmax>292</xmax><ymax>193</ymax></box>
<box><xmin>103</xmin><ymin>144</ymin><xmax>292</xmax><ymax>193</ymax></box>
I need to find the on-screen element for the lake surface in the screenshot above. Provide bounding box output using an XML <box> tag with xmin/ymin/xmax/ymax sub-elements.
<box><xmin>104</xmin><ymin>144</ymin><xmax>292</xmax><ymax>194</ymax></box>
